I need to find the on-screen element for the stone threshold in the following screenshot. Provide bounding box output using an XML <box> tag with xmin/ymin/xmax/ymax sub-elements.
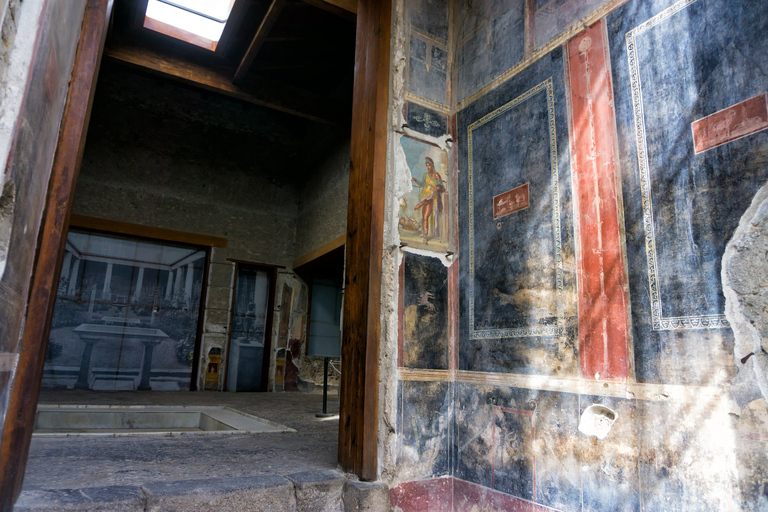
<box><xmin>16</xmin><ymin>470</ymin><xmax>391</xmax><ymax>512</ymax></box>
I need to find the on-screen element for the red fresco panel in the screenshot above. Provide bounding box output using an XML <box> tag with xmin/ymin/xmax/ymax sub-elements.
<box><xmin>566</xmin><ymin>21</ymin><xmax>630</xmax><ymax>380</ymax></box>
<box><xmin>449</xmin><ymin>259</ymin><xmax>459</xmax><ymax>370</ymax></box>
<box><xmin>390</xmin><ymin>477</ymin><xmax>453</xmax><ymax>512</ymax></box>
<box><xmin>398</xmin><ymin>255</ymin><xmax>405</xmax><ymax>368</ymax></box>
<box><xmin>453</xmin><ymin>479</ymin><xmax>561</xmax><ymax>512</ymax></box>
<box><xmin>449</xmin><ymin>113</ymin><xmax>459</xmax><ymax>371</ymax></box>
<box><xmin>493</xmin><ymin>183</ymin><xmax>530</xmax><ymax>219</ymax></box>
<box><xmin>691</xmin><ymin>93</ymin><xmax>768</xmax><ymax>154</ymax></box>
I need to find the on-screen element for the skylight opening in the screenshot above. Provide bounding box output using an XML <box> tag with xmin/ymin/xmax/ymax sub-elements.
<box><xmin>144</xmin><ymin>0</ymin><xmax>237</xmax><ymax>51</ymax></box>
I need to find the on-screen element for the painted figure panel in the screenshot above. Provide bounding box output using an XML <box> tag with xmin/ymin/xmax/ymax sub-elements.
<box><xmin>398</xmin><ymin>137</ymin><xmax>451</xmax><ymax>251</ymax></box>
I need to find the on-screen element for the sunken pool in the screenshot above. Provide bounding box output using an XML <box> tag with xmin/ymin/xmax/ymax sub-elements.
<box><xmin>33</xmin><ymin>405</ymin><xmax>294</xmax><ymax>437</ymax></box>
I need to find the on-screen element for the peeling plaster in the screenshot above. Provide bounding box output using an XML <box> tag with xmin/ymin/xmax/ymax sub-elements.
<box><xmin>0</xmin><ymin>0</ymin><xmax>43</xmax><ymax>184</ymax></box>
<box><xmin>378</xmin><ymin>0</ymin><xmax>410</xmax><ymax>484</ymax></box>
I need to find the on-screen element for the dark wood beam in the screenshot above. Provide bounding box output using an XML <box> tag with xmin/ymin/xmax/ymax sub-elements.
<box><xmin>338</xmin><ymin>0</ymin><xmax>390</xmax><ymax>481</ymax></box>
<box><xmin>69</xmin><ymin>214</ymin><xmax>228</xmax><ymax>248</ymax></box>
<box><xmin>0</xmin><ymin>0</ymin><xmax>113</xmax><ymax>507</ymax></box>
<box><xmin>104</xmin><ymin>41</ymin><xmax>340</xmax><ymax>125</ymax></box>
<box><xmin>301</xmin><ymin>0</ymin><xmax>356</xmax><ymax>20</ymax></box>
<box><xmin>233</xmin><ymin>0</ymin><xmax>287</xmax><ymax>84</ymax></box>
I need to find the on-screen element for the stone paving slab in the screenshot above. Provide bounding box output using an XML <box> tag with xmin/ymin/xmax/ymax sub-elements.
<box><xmin>142</xmin><ymin>475</ymin><xmax>296</xmax><ymax>512</ymax></box>
<box><xmin>344</xmin><ymin>480</ymin><xmax>392</xmax><ymax>512</ymax></box>
<box><xmin>15</xmin><ymin>485</ymin><xmax>145</xmax><ymax>511</ymax></box>
<box><xmin>286</xmin><ymin>469</ymin><xmax>345</xmax><ymax>512</ymax></box>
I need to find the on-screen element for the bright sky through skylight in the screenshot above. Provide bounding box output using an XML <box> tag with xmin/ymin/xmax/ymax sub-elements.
<box><xmin>146</xmin><ymin>0</ymin><xmax>233</xmax><ymax>43</ymax></box>
<box><xmin>166</xmin><ymin>0</ymin><xmax>236</xmax><ymax>21</ymax></box>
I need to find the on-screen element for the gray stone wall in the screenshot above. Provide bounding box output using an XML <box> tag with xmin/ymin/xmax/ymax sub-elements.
<box><xmin>294</xmin><ymin>140</ymin><xmax>350</xmax><ymax>260</ymax></box>
<box><xmin>68</xmin><ymin>63</ymin><xmax>353</xmax><ymax>392</ymax></box>
<box><xmin>72</xmin><ymin>65</ymin><xmax>308</xmax><ymax>391</ymax></box>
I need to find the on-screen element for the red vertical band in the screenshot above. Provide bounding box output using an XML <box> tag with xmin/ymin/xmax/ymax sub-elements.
<box><xmin>566</xmin><ymin>21</ymin><xmax>631</xmax><ymax>380</ymax></box>
<box><xmin>525</xmin><ymin>0</ymin><xmax>536</xmax><ymax>55</ymax></box>
<box><xmin>449</xmin><ymin>113</ymin><xmax>459</xmax><ymax>371</ymax></box>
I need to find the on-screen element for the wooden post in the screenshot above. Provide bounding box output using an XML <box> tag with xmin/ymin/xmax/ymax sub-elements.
<box><xmin>0</xmin><ymin>0</ymin><xmax>113</xmax><ymax>507</ymax></box>
<box><xmin>338</xmin><ymin>0</ymin><xmax>391</xmax><ymax>481</ymax></box>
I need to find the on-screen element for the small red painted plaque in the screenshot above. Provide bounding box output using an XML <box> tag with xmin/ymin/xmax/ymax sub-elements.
<box><xmin>692</xmin><ymin>93</ymin><xmax>768</xmax><ymax>154</ymax></box>
<box><xmin>493</xmin><ymin>183</ymin><xmax>529</xmax><ymax>219</ymax></box>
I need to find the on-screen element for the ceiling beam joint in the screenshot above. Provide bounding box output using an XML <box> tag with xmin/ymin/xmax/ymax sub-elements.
<box><xmin>233</xmin><ymin>0</ymin><xmax>287</xmax><ymax>84</ymax></box>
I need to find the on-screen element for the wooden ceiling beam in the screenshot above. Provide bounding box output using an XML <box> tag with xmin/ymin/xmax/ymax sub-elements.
<box><xmin>104</xmin><ymin>41</ymin><xmax>339</xmax><ymax>124</ymax></box>
<box><xmin>233</xmin><ymin>0</ymin><xmax>287</xmax><ymax>84</ymax></box>
<box><xmin>300</xmin><ymin>0</ymin><xmax>356</xmax><ymax>19</ymax></box>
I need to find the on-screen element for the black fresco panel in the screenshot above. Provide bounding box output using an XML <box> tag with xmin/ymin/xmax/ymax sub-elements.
<box><xmin>408</xmin><ymin>0</ymin><xmax>449</xmax><ymax>41</ymax></box>
<box><xmin>402</xmin><ymin>252</ymin><xmax>449</xmax><ymax>370</ymax></box>
<box><xmin>457</xmin><ymin>47</ymin><xmax>578</xmax><ymax>377</ymax></box>
<box><xmin>408</xmin><ymin>36</ymin><xmax>449</xmax><ymax>105</ymax></box>
<box><xmin>454</xmin><ymin>382</ymin><xmax>581</xmax><ymax>510</ymax></box>
<box><xmin>406</xmin><ymin>102</ymin><xmax>449</xmax><ymax>138</ymax></box>
<box><xmin>608</xmin><ymin>0</ymin><xmax>768</xmax><ymax>384</ymax></box>
<box><xmin>456</xmin><ymin>0</ymin><xmax>526</xmax><ymax>102</ymax></box>
<box><xmin>397</xmin><ymin>380</ymin><xmax>452</xmax><ymax>479</ymax></box>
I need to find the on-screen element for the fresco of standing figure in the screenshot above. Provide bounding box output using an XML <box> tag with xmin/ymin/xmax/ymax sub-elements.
<box><xmin>411</xmin><ymin>156</ymin><xmax>445</xmax><ymax>244</ymax></box>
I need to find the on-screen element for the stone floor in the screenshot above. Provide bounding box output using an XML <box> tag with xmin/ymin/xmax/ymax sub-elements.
<box><xmin>23</xmin><ymin>390</ymin><xmax>340</xmax><ymax>491</ymax></box>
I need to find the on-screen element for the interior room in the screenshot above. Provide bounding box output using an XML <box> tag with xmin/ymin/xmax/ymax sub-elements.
<box><xmin>1</xmin><ymin>0</ymin><xmax>767</xmax><ymax>510</ymax></box>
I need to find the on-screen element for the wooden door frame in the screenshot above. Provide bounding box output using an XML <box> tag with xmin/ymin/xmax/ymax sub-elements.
<box><xmin>0</xmin><ymin>0</ymin><xmax>114</xmax><ymax>508</ymax></box>
<box><xmin>338</xmin><ymin>0</ymin><xmax>391</xmax><ymax>481</ymax></box>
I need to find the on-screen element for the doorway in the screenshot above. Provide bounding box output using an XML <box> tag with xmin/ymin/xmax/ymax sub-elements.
<box><xmin>0</xmin><ymin>0</ymin><xmax>390</xmax><ymax>505</ymax></box>
<box><xmin>224</xmin><ymin>263</ymin><xmax>276</xmax><ymax>392</ymax></box>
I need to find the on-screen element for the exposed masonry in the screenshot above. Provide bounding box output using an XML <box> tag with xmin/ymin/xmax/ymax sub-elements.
<box><xmin>0</xmin><ymin>178</ymin><xmax>14</xmax><ymax>281</ymax></box>
<box><xmin>0</xmin><ymin>0</ymin><xmax>38</xmax><ymax>182</ymax></box>
<box><xmin>723</xmin><ymin>181</ymin><xmax>768</xmax><ymax>404</ymax></box>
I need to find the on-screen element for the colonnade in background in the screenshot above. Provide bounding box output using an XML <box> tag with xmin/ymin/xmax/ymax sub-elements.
<box><xmin>59</xmin><ymin>251</ymin><xmax>201</xmax><ymax>306</ymax></box>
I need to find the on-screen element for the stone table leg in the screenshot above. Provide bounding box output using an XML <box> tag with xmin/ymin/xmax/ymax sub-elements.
<box><xmin>138</xmin><ymin>340</ymin><xmax>161</xmax><ymax>390</ymax></box>
<box><xmin>74</xmin><ymin>340</ymin><xmax>96</xmax><ymax>389</ymax></box>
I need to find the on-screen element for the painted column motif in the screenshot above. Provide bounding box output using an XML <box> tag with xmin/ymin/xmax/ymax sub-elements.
<box><xmin>566</xmin><ymin>20</ymin><xmax>630</xmax><ymax>380</ymax></box>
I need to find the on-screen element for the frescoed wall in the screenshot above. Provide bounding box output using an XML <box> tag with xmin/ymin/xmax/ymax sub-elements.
<box><xmin>386</xmin><ymin>0</ymin><xmax>768</xmax><ymax>509</ymax></box>
<box><xmin>401</xmin><ymin>253</ymin><xmax>449</xmax><ymax>370</ymax></box>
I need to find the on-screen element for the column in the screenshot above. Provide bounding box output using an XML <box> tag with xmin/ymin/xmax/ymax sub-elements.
<box><xmin>184</xmin><ymin>263</ymin><xmax>194</xmax><ymax>303</ymax></box>
<box><xmin>74</xmin><ymin>339</ymin><xmax>96</xmax><ymax>389</ymax></box>
<box><xmin>68</xmin><ymin>259</ymin><xmax>80</xmax><ymax>296</ymax></box>
<box><xmin>61</xmin><ymin>252</ymin><xmax>72</xmax><ymax>289</ymax></box>
<box><xmin>165</xmin><ymin>270</ymin><xmax>174</xmax><ymax>300</ymax></box>
<box><xmin>102</xmin><ymin>262</ymin><xmax>113</xmax><ymax>298</ymax></box>
<box><xmin>173</xmin><ymin>267</ymin><xmax>184</xmax><ymax>299</ymax></box>
<box><xmin>133</xmin><ymin>267</ymin><xmax>145</xmax><ymax>303</ymax></box>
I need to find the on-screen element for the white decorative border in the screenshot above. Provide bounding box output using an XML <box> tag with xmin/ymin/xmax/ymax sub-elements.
<box><xmin>467</xmin><ymin>78</ymin><xmax>564</xmax><ymax>340</ymax></box>
<box><xmin>626</xmin><ymin>0</ymin><xmax>729</xmax><ymax>330</ymax></box>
